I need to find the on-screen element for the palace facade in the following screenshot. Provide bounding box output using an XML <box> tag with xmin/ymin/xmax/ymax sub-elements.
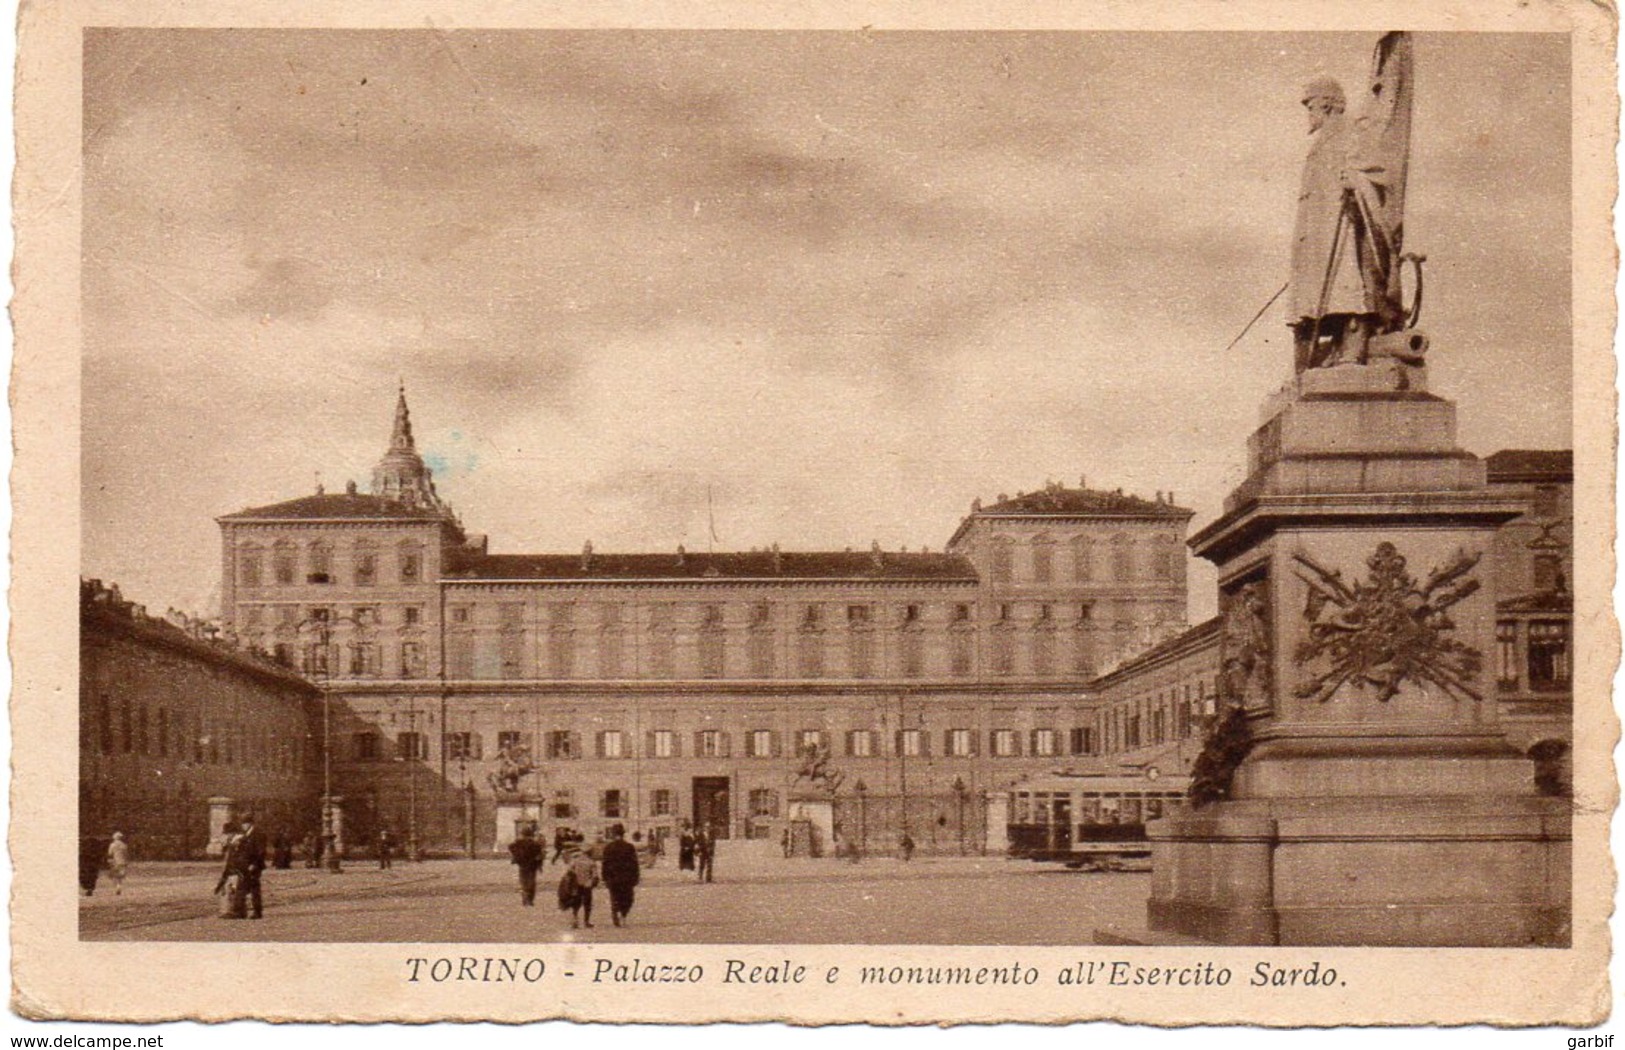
<box><xmin>216</xmin><ymin>392</ymin><xmax>1193</xmax><ymax>855</ymax></box>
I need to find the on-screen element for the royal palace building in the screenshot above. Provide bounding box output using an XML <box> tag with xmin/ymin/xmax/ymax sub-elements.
<box><xmin>216</xmin><ymin>392</ymin><xmax>1194</xmax><ymax>855</ymax></box>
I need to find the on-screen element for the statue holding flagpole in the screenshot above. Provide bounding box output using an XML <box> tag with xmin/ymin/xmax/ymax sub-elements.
<box><xmin>1290</xmin><ymin>32</ymin><xmax>1424</xmax><ymax>372</ymax></box>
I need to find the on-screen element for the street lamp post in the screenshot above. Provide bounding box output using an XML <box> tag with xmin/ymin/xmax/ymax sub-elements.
<box><xmin>299</xmin><ymin>613</ymin><xmax>367</xmax><ymax>874</ymax></box>
<box><xmin>854</xmin><ymin>778</ymin><xmax>868</xmax><ymax>862</ymax></box>
<box><xmin>953</xmin><ymin>775</ymin><xmax>968</xmax><ymax>856</ymax></box>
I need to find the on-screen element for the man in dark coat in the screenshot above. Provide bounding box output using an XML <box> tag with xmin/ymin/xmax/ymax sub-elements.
<box><xmin>509</xmin><ymin>826</ymin><xmax>544</xmax><ymax>906</ymax></box>
<box><xmin>78</xmin><ymin>835</ymin><xmax>104</xmax><ymax>896</ymax></box>
<box><xmin>598</xmin><ymin>823</ymin><xmax>641</xmax><ymax>927</ymax></box>
<box><xmin>237</xmin><ymin>814</ymin><xmax>268</xmax><ymax>919</ymax></box>
<box><xmin>694</xmin><ymin>826</ymin><xmax>715</xmax><ymax>883</ymax></box>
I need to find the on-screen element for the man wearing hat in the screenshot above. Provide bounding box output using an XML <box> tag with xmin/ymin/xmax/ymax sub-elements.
<box><xmin>237</xmin><ymin>813</ymin><xmax>268</xmax><ymax>919</ymax></box>
<box><xmin>509</xmin><ymin>825</ymin><xmax>544</xmax><ymax>906</ymax></box>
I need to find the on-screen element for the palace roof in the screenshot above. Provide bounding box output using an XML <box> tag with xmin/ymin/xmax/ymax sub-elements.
<box><xmin>218</xmin><ymin>492</ymin><xmax>450</xmax><ymax>523</ymax></box>
<box><xmin>975</xmin><ymin>485</ymin><xmax>1192</xmax><ymax>519</ymax></box>
<box><xmin>443</xmin><ymin>549</ymin><xmax>978</xmax><ymax>583</ymax></box>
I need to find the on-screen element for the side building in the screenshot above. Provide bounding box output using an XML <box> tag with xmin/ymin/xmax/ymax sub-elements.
<box><xmin>80</xmin><ymin>578</ymin><xmax>323</xmax><ymax>859</ymax></box>
<box><xmin>216</xmin><ymin>391</ymin><xmax>1194</xmax><ymax>856</ymax></box>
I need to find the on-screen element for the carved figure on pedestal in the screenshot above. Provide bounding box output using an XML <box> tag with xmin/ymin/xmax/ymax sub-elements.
<box><xmin>1188</xmin><ymin>579</ymin><xmax>1272</xmax><ymax>807</ymax></box>
<box><xmin>1291</xmin><ymin>32</ymin><xmax>1424</xmax><ymax>371</ymax></box>
<box><xmin>1292</xmin><ymin>542</ymin><xmax>1484</xmax><ymax>703</ymax></box>
<box><xmin>488</xmin><ymin>744</ymin><xmax>536</xmax><ymax>795</ymax></box>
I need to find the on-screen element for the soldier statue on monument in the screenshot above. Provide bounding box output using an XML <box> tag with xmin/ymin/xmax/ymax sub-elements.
<box><xmin>1291</xmin><ymin>32</ymin><xmax>1423</xmax><ymax>372</ymax></box>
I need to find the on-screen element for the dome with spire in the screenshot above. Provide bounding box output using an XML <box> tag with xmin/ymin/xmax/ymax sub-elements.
<box><xmin>371</xmin><ymin>386</ymin><xmax>446</xmax><ymax>512</ymax></box>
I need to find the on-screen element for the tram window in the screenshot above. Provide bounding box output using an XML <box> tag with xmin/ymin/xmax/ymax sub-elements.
<box><xmin>1079</xmin><ymin>797</ymin><xmax>1101</xmax><ymax>822</ymax></box>
<box><xmin>1146</xmin><ymin>798</ymin><xmax>1163</xmax><ymax>820</ymax></box>
<box><xmin>1121</xmin><ymin>799</ymin><xmax>1142</xmax><ymax>824</ymax></box>
<box><xmin>1014</xmin><ymin>794</ymin><xmax>1030</xmax><ymax>824</ymax></box>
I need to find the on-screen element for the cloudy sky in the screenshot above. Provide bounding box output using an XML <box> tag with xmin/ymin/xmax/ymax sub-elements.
<box><xmin>82</xmin><ymin>30</ymin><xmax>1571</xmax><ymax>620</ymax></box>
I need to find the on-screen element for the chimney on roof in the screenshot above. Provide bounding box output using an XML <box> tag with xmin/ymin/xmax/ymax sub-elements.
<box><xmin>971</xmin><ymin>497</ymin><xmax>982</xmax><ymax>512</ymax></box>
<box><xmin>1169</xmin><ymin>491</ymin><xmax>1176</xmax><ymax>505</ymax></box>
<box><xmin>346</xmin><ymin>480</ymin><xmax>358</xmax><ymax>495</ymax></box>
<box><xmin>315</xmin><ymin>482</ymin><xmax>325</xmax><ymax>496</ymax></box>
<box><xmin>1079</xmin><ymin>475</ymin><xmax>1087</xmax><ymax>489</ymax></box>
<box><xmin>676</xmin><ymin>544</ymin><xmax>686</xmax><ymax>567</ymax></box>
<box><xmin>1156</xmin><ymin>490</ymin><xmax>1164</xmax><ymax>503</ymax></box>
<box><xmin>997</xmin><ymin>493</ymin><xmax>1008</xmax><ymax>502</ymax></box>
<box><xmin>771</xmin><ymin>542</ymin><xmax>783</xmax><ymax>573</ymax></box>
<box><xmin>870</xmin><ymin>540</ymin><xmax>884</xmax><ymax>568</ymax></box>
<box><xmin>581</xmin><ymin>540</ymin><xmax>594</xmax><ymax>572</ymax></box>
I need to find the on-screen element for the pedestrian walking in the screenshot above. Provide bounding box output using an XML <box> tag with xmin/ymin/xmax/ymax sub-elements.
<box><xmin>550</xmin><ymin>827</ymin><xmax>568</xmax><ymax>866</ymax></box>
<box><xmin>272</xmin><ymin>829</ymin><xmax>293</xmax><ymax>870</ymax></box>
<box><xmin>377</xmin><ymin>828</ymin><xmax>395</xmax><ymax>870</ymax></box>
<box><xmin>558</xmin><ymin>845</ymin><xmax>599</xmax><ymax>929</ymax></box>
<box><xmin>509</xmin><ymin>826</ymin><xmax>544</xmax><ymax>906</ymax></box>
<box><xmin>78</xmin><ymin>835</ymin><xmax>104</xmax><ymax>897</ymax></box>
<box><xmin>678</xmin><ymin>821</ymin><xmax>696</xmax><ymax>872</ymax></box>
<box><xmin>105</xmin><ymin>832</ymin><xmax>130</xmax><ymax>895</ymax></box>
<box><xmin>900</xmin><ymin>832</ymin><xmax>915</xmax><ymax>863</ymax></box>
<box><xmin>695</xmin><ymin>827</ymin><xmax>715</xmax><ymax>883</ymax></box>
<box><xmin>237</xmin><ymin>813</ymin><xmax>268</xmax><ymax>919</ymax></box>
<box><xmin>599</xmin><ymin>824</ymin><xmax>640</xmax><ymax>927</ymax></box>
<box><xmin>214</xmin><ymin>823</ymin><xmax>248</xmax><ymax>919</ymax></box>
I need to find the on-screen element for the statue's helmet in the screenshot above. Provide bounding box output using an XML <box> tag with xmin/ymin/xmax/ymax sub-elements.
<box><xmin>1301</xmin><ymin>75</ymin><xmax>1346</xmax><ymax>108</ymax></box>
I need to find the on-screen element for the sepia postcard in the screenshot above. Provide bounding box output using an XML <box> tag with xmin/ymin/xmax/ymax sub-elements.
<box><xmin>10</xmin><ymin>0</ymin><xmax>1619</xmax><ymax>1029</ymax></box>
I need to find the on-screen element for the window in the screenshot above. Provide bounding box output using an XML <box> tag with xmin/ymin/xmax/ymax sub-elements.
<box><xmin>273</xmin><ymin>642</ymin><xmax>294</xmax><ymax>668</ymax></box>
<box><xmin>239</xmin><ymin>547</ymin><xmax>262</xmax><ymax>588</ymax></box>
<box><xmin>696</xmin><ymin>729</ymin><xmax>731</xmax><ymax>757</ymax></box>
<box><xmin>748</xmin><ymin>729</ymin><xmax>777</xmax><ymax>758</ymax></box>
<box><xmin>1527</xmin><ymin>620</ymin><xmax>1570</xmax><ymax>691</ymax></box>
<box><xmin>444</xmin><ymin>731</ymin><xmax>482</xmax><ymax>761</ymax></box>
<box><xmin>347</xmin><ymin>641</ymin><xmax>380</xmax><ymax>677</ymax></box>
<box><xmin>498</xmin><ymin>730</ymin><xmax>526</xmax><ymax>755</ymax></box>
<box><xmin>1032</xmin><ymin>538</ymin><xmax>1054</xmax><ymax>583</ymax></box>
<box><xmin>403</xmin><ymin>606</ymin><xmax>421</xmax><ymax>626</ymax></box>
<box><xmin>1497</xmin><ymin>621</ymin><xmax>1519</xmax><ymax>686</ymax></box>
<box><xmin>650</xmin><ymin>730</ymin><xmax>677</xmax><ymax>759</ymax></box>
<box><xmin>400</xmin><ymin>641</ymin><xmax>424</xmax><ymax>679</ymax></box>
<box><xmin>897</xmin><ymin>728</ymin><xmax>926</xmax><ymax>757</ymax></box>
<box><xmin>1069</xmin><ymin>726</ymin><xmax>1093</xmax><ymax>756</ymax></box>
<box><xmin>1071</xmin><ymin>631</ymin><xmax>1095</xmax><ymax>676</ymax></box>
<box><xmin>598</xmin><ymin>730</ymin><xmax>625</xmax><ymax>759</ymax></box>
<box><xmin>801</xmin><ymin>605</ymin><xmax>822</xmax><ymax>628</ymax></box>
<box><xmin>600</xmin><ymin>789</ymin><xmax>625</xmax><ymax>819</ymax></box>
<box><xmin>551</xmin><ymin>793</ymin><xmax>576</xmax><ymax>820</ymax></box>
<box><xmin>500</xmin><ymin>633</ymin><xmax>526</xmax><ymax>679</ymax></box>
<box><xmin>354</xmin><ymin>550</ymin><xmax>377</xmax><ymax>586</ymax></box>
<box><xmin>273</xmin><ymin>547</ymin><xmax>296</xmax><ymax>585</ymax></box>
<box><xmin>1031</xmin><ymin>628</ymin><xmax>1055</xmax><ymax>677</ymax></box>
<box><xmin>797</xmin><ymin>631</ymin><xmax>824</xmax><ymax>677</ymax></box>
<box><xmin>1111</xmin><ymin>534</ymin><xmax>1132</xmax><ymax>581</ymax></box>
<box><xmin>991</xmin><ymin>729</ymin><xmax>1020</xmax><ymax>757</ymax></box>
<box><xmin>648</xmin><ymin>606</ymin><xmax>675</xmax><ymax>679</ymax></box>
<box><xmin>795</xmin><ymin>729</ymin><xmax>826</xmax><ymax>756</ymax></box>
<box><xmin>749</xmin><ymin>602</ymin><xmax>772</xmax><ymax>627</ymax></box>
<box><xmin>989</xmin><ymin>537</ymin><xmax>1013</xmax><ymax>583</ymax></box>
<box><xmin>399</xmin><ymin>548</ymin><xmax>422</xmax><ymax>583</ymax></box>
<box><xmin>902</xmin><ymin>604</ymin><xmax>920</xmax><ymax>624</ymax></box>
<box><xmin>953</xmin><ymin>604</ymin><xmax>972</xmax><ymax>623</ymax></box>
<box><xmin>446</xmin><ymin>634</ymin><xmax>474</xmax><ymax>679</ymax></box>
<box><xmin>950</xmin><ymin>630</ymin><xmax>975</xmax><ymax>677</ymax></box>
<box><xmin>992</xmin><ymin>629</ymin><xmax>1015</xmax><ymax>676</ymax></box>
<box><xmin>747</xmin><ymin>629</ymin><xmax>775</xmax><ymax>678</ymax></box>
<box><xmin>1031</xmin><ymin>728</ymin><xmax>1058</xmax><ymax>757</ymax></box>
<box><xmin>545</xmin><ymin>730</ymin><xmax>577</xmax><ymax>760</ymax></box>
<box><xmin>749</xmin><ymin>789</ymin><xmax>780</xmax><ymax>818</ymax></box>
<box><xmin>847</xmin><ymin>729</ymin><xmax>875</xmax><ymax>757</ymax></box>
<box><xmin>1071</xmin><ymin>536</ymin><xmax>1093</xmax><ymax>583</ymax></box>
<box><xmin>946</xmin><ymin>728</ymin><xmax>976</xmax><ymax>757</ymax></box>
<box><xmin>307</xmin><ymin>542</ymin><xmax>333</xmax><ymax>584</ymax></box>
<box><xmin>847</xmin><ymin>604</ymin><xmax>871</xmax><ymax>626</ymax></box>
<box><xmin>303</xmin><ymin>642</ymin><xmax>334</xmax><ymax>677</ymax></box>
<box><xmin>450</xmin><ymin>605</ymin><xmax>472</xmax><ymax>625</ymax></box>
<box><xmin>353</xmin><ymin>732</ymin><xmax>381</xmax><ymax>761</ymax></box>
<box><xmin>136</xmin><ymin>705</ymin><xmax>149</xmax><ymax>755</ymax></box>
<box><xmin>650</xmin><ymin>789</ymin><xmax>674</xmax><ymax>817</ymax></box>
<box><xmin>599</xmin><ymin>625</ymin><xmax>625</xmax><ymax>678</ymax></box>
<box><xmin>699</xmin><ymin>606</ymin><xmax>725</xmax><ymax>679</ymax></box>
<box><xmin>848</xmin><ymin>629</ymin><xmax>875</xmax><ymax>678</ymax></box>
<box><xmin>900</xmin><ymin>631</ymin><xmax>925</xmax><ymax>677</ymax></box>
<box><xmin>547</xmin><ymin>631</ymin><xmax>575</xmax><ymax>679</ymax></box>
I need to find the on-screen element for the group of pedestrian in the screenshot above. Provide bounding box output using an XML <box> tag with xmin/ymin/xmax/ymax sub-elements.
<box><xmin>214</xmin><ymin>814</ymin><xmax>267</xmax><ymax>920</ymax></box>
<box><xmin>677</xmin><ymin>821</ymin><xmax>716</xmax><ymax>883</ymax></box>
<box><xmin>511</xmin><ymin>823</ymin><xmax>642</xmax><ymax>929</ymax></box>
<box><xmin>78</xmin><ymin>832</ymin><xmax>129</xmax><ymax>897</ymax></box>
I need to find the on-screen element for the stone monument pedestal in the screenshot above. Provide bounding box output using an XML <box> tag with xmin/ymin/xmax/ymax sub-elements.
<box><xmin>1146</xmin><ymin>363</ymin><xmax>1571</xmax><ymax>946</ymax></box>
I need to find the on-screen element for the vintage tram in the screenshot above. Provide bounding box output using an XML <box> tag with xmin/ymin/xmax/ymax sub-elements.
<box><xmin>1006</xmin><ymin>770</ymin><xmax>1191</xmax><ymax>870</ymax></box>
